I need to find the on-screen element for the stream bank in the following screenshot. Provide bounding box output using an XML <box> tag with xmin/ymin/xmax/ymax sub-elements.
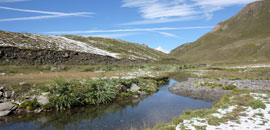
<box><xmin>0</xmin><ymin>76</ymin><xmax>169</xmax><ymax>117</ymax></box>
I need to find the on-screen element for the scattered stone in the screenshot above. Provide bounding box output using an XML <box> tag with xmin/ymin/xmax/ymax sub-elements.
<box><xmin>0</xmin><ymin>73</ymin><xmax>5</xmax><ymax>76</ymax></box>
<box><xmin>19</xmin><ymin>82</ymin><xmax>30</xmax><ymax>86</ymax></box>
<box><xmin>130</xmin><ymin>83</ymin><xmax>140</xmax><ymax>92</ymax></box>
<box><xmin>4</xmin><ymin>92</ymin><xmax>12</xmax><ymax>98</ymax></box>
<box><xmin>34</xmin><ymin>108</ymin><xmax>43</xmax><ymax>113</ymax></box>
<box><xmin>50</xmin><ymin>66</ymin><xmax>58</xmax><ymax>71</ymax></box>
<box><xmin>24</xmin><ymin>96</ymin><xmax>30</xmax><ymax>99</ymax></box>
<box><xmin>132</xmin><ymin>95</ymin><xmax>139</xmax><ymax>98</ymax></box>
<box><xmin>0</xmin><ymin>102</ymin><xmax>17</xmax><ymax>117</ymax></box>
<box><xmin>63</xmin><ymin>53</ymin><xmax>69</xmax><ymax>58</ymax></box>
<box><xmin>149</xmin><ymin>86</ymin><xmax>157</xmax><ymax>92</ymax></box>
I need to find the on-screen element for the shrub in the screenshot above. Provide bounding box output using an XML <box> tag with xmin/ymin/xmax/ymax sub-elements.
<box><xmin>46</xmin><ymin>79</ymin><xmax>117</xmax><ymax>110</ymax></box>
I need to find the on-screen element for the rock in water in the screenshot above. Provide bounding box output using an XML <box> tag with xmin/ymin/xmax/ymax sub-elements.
<box><xmin>0</xmin><ymin>102</ymin><xmax>17</xmax><ymax>116</ymax></box>
<box><xmin>130</xmin><ymin>83</ymin><xmax>140</xmax><ymax>92</ymax></box>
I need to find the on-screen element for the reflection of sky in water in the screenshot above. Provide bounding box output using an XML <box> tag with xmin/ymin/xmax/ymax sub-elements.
<box><xmin>0</xmin><ymin>80</ymin><xmax>212</xmax><ymax>130</ymax></box>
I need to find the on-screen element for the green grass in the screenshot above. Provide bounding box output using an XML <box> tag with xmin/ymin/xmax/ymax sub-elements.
<box><xmin>248</xmin><ymin>100</ymin><xmax>266</xmax><ymax>109</ymax></box>
<box><xmin>170</xmin><ymin>0</ymin><xmax>270</xmax><ymax>64</ymax></box>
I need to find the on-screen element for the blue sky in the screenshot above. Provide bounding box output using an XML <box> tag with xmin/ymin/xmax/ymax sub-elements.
<box><xmin>0</xmin><ymin>0</ymin><xmax>257</xmax><ymax>52</ymax></box>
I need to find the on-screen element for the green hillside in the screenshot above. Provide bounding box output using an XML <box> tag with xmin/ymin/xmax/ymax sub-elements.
<box><xmin>170</xmin><ymin>0</ymin><xmax>270</xmax><ymax>64</ymax></box>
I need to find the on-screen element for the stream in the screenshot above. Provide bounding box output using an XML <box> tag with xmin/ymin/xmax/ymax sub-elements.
<box><xmin>0</xmin><ymin>79</ymin><xmax>212</xmax><ymax>130</ymax></box>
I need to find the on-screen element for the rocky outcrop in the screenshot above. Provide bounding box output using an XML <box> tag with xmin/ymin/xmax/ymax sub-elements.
<box><xmin>0</xmin><ymin>46</ymin><xmax>150</xmax><ymax>65</ymax></box>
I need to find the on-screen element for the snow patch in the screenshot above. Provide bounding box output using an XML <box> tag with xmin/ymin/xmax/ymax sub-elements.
<box><xmin>230</xmin><ymin>64</ymin><xmax>270</xmax><ymax>69</ymax></box>
<box><xmin>176</xmin><ymin>93</ymin><xmax>270</xmax><ymax>130</ymax></box>
<box><xmin>155</xmin><ymin>46</ymin><xmax>170</xmax><ymax>54</ymax></box>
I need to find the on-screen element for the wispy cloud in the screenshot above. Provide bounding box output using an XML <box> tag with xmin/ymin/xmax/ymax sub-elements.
<box><xmin>156</xmin><ymin>31</ymin><xmax>178</xmax><ymax>38</ymax></box>
<box><xmin>194</xmin><ymin>0</ymin><xmax>258</xmax><ymax>19</ymax></box>
<box><xmin>45</xmin><ymin>26</ymin><xmax>214</xmax><ymax>34</ymax></box>
<box><xmin>88</xmin><ymin>33</ymin><xmax>136</xmax><ymax>38</ymax></box>
<box><xmin>120</xmin><ymin>0</ymin><xmax>258</xmax><ymax>25</ymax></box>
<box><xmin>0</xmin><ymin>6</ymin><xmax>94</xmax><ymax>22</ymax></box>
<box><xmin>0</xmin><ymin>0</ymin><xmax>29</xmax><ymax>3</ymax></box>
<box><xmin>119</xmin><ymin>16</ymin><xmax>198</xmax><ymax>25</ymax></box>
<box><xmin>0</xmin><ymin>13</ymin><xmax>91</xmax><ymax>22</ymax></box>
<box><xmin>0</xmin><ymin>6</ymin><xmax>94</xmax><ymax>16</ymax></box>
<box><xmin>122</xmin><ymin>0</ymin><xmax>197</xmax><ymax>19</ymax></box>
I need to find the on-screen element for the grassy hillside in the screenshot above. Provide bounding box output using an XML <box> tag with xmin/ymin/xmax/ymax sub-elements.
<box><xmin>63</xmin><ymin>35</ymin><xmax>169</xmax><ymax>60</ymax></box>
<box><xmin>170</xmin><ymin>0</ymin><xmax>270</xmax><ymax>64</ymax></box>
<box><xmin>0</xmin><ymin>31</ymin><xmax>169</xmax><ymax>61</ymax></box>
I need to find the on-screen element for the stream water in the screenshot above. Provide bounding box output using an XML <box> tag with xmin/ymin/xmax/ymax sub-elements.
<box><xmin>0</xmin><ymin>79</ymin><xmax>212</xmax><ymax>130</ymax></box>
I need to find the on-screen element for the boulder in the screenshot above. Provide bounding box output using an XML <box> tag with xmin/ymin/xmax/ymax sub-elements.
<box><xmin>0</xmin><ymin>102</ymin><xmax>17</xmax><ymax>116</ymax></box>
<box><xmin>130</xmin><ymin>83</ymin><xmax>140</xmax><ymax>92</ymax></box>
<box><xmin>36</xmin><ymin>93</ymin><xmax>49</xmax><ymax>105</ymax></box>
<box><xmin>116</xmin><ymin>84</ymin><xmax>127</xmax><ymax>92</ymax></box>
<box><xmin>139</xmin><ymin>91</ymin><xmax>148</xmax><ymax>96</ymax></box>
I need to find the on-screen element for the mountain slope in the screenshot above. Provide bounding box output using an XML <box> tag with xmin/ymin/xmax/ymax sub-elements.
<box><xmin>0</xmin><ymin>31</ymin><xmax>168</xmax><ymax>62</ymax></box>
<box><xmin>170</xmin><ymin>0</ymin><xmax>270</xmax><ymax>63</ymax></box>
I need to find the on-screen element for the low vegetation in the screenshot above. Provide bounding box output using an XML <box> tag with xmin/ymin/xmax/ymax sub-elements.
<box><xmin>194</xmin><ymin>81</ymin><xmax>237</xmax><ymax>90</ymax></box>
<box><xmin>14</xmin><ymin>76</ymin><xmax>168</xmax><ymax>111</ymax></box>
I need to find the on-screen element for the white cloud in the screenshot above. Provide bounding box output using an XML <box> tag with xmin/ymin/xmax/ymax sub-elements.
<box><xmin>45</xmin><ymin>26</ymin><xmax>214</xmax><ymax>34</ymax></box>
<box><xmin>155</xmin><ymin>46</ymin><xmax>170</xmax><ymax>54</ymax></box>
<box><xmin>0</xmin><ymin>6</ymin><xmax>94</xmax><ymax>22</ymax></box>
<box><xmin>156</xmin><ymin>31</ymin><xmax>178</xmax><ymax>38</ymax></box>
<box><xmin>121</xmin><ymin>0</ymin><xmax>259</xmax><ymax>24</ymax></box>
<box><xmin>0</xmin><ymin>0</ymin><xmax>29</xmax><ymax>3</ymax></box>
